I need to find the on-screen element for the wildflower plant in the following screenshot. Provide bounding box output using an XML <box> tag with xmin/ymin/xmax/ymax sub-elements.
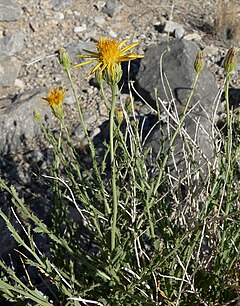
<box><xmin>0</xmin><ymin>37</ymin><xmax>240</xmax><ymax>306</ymax></box>
<box><xmin>74</xmin><ymin>36</ymin><xmax>144</xmax><ymax>251</ymax></box>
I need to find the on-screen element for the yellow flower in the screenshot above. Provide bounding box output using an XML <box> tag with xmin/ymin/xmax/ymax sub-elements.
<box><xmin>73</xmin><ymin>36</ymin><xmax>144</xmax><ymax>84</ymax></box>
<box><xmin>42</xmin><ymin>87</ymin><xmax>65</xmax><ymax>120</ymax></box>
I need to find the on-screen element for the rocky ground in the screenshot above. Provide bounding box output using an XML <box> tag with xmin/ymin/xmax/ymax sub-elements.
<box><xmin>0</xmin><ymin>2</ymin><xmax>239</xmax><ymax>190</ymax></box>
<box><xmin>0</xmin><ymin>0</ymin><xmax>240</xmax><ymax>187</ymax></box>
<box><xmin>1</xmin><ymin>1</ymin><xmax>240</xmax><ymax>302</ymax></box>
<box><xmin>0</xmin><ymin>0</ymin><xmax>240</xmax><ymax>293</ymax></box>
<box><xmin>0</xmin><ymin>0</ymin><xmax>240</xmax><ymax>197</ymax></box>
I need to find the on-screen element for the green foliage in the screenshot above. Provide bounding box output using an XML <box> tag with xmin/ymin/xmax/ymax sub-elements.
<box><xmin>0</xmin><ymin>48</ymin><xmax>240</xmax><ymax>306</ymax></box>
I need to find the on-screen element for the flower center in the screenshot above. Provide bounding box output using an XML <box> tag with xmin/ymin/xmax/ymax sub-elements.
<box><xmin>97</xmin><ymin>38</ymin><xmax>121</xmax><ymax>66</ymax></box>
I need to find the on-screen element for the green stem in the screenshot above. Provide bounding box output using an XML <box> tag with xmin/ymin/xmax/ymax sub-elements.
<box><xmin>224</xmin><ymin>73</ymin><xmax>232</xmax><ymax>216</ymax></box>
<box><xmin>110</xmin><ymin>83</ymin><xmax>118</xmax><ymax>252</ymax></box>
<box><xmin>65</xmin><ymin>67</ymin><xmax>110</xmax><ymax>215</ymax></box>
<box><xmin>225</xmin><ymin>74</ymin><xmax>232</xmax><ymax>166</ymax></box>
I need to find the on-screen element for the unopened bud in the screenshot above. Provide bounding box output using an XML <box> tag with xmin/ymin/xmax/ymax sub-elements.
<box><xmin>125</xmin><ymin>96</ymin><xmax>133</xmax><ymax>114</ymax></box>
<box><xmin>115</xmin><ymin>108</ymin><xmax>124</xmax><ymax>125</ymax></box>
<box><xmin>194</xmin><ymin>50</ymin><xmax>205</xmax><ymax>74</ymax></box>
<box><xmin>58</xmin><ymin>48</ymin><xmax>71</xmax><ymax>70</ymax></box>
<box><xmin>33</xmin><ymin>110</ymin><xmax>42</xmax><ymax>123</ymax></box>
<box><xmin>224</xmin><ymin>47</ymin><xmax>238</xmax><ymax>75</ymax></box>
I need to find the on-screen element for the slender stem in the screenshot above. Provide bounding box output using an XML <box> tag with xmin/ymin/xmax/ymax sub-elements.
<box><xmin>99</xmin><ymin>82</ymin><xmax>110</xmax><ymax>112</ymax></box>
<box><xmin>65</xmin><ymin>68</ymin><xmax>110</xmax><ymax>215</ymax></box>
<box><xmin>224</xmin><ymin>73</ymin><xmax>232</xmax><ymax>216</ymax></box>
<box><xmin>225</xmin><ymin>74</ymin><xmax>232</xmax><ymax>165</ymax></box>
<box><xmin>110</xmin><ymin>83</ymin><xmax>118</xmax><ymax>251</ymax></box>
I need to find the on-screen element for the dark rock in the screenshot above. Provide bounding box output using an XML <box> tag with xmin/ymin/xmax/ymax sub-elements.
<box><xmin>0</xmin><ymin>32</ymin><xmax>26</xmax><ymax>56</ymax></box>
<box><xmin>136</xmin><ymin>39</ymin><xmax>218</xmax><ymax>114</ymax></box>
<box><xmin>0</xmin><ymin>88</ymin><xmax>53</xmax><ymax>155</ymax></box>
<box><xmin>136</xmin><ymin>40</ymin><xmax>218</xmax><ymax>179</ymax></box>
<box><xmin>144</xmin><ymin>112</ymin><xmax>213</xmax><ymax>181</ymax></box>
<box><xmin>0</xmin><ymin>56</ymin><xmax>20</xmax><ymax>87</ymax></box>
<box><xmin>0</xmin><ymin>0</ymin><xmax>22</xmax><ymax>21</ymax></box>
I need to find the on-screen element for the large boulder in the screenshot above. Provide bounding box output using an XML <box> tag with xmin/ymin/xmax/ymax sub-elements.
<box><xmin>136</xmin><ymin>39</ymin><xmax>218</xmax><ymax>114</ymax></box>
<box><xmin>135</xmin><ymin>39</ymin><xmax>219</xmax><ymax>180</ymax></box>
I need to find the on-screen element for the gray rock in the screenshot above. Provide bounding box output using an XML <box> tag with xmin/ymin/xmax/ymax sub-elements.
<box><xmin>67</xmin><ymin>42</ymin><xmax>94</xmax><ymax>64</ymax></box>
<box><xmin>64</xmin><ymin>86</ymin><xmax>77</xmax><ymax>105</ymax></box>
<box><xmin>0</xmin><ymin>56</ymin><xmax>20</xmax><ymax>87</ymax></box>
<box><xmin>174</xmin><ymin>27</ymin><xmax>185</xmax><ymax>39</ymax></box>
<box><xmin>51</xmin><ymin>0</ymin><xmax>72</xmax><ymax>10</ymax></box>
<box><xmin>74</xmin><ymin>124</ymin><xmax>85</xmax><ymax>140</ymax></box>
<box><xmin>136</xmin><ymin>39</ymin><xmax>218</xmax><ymax>114</ymax></box>
<box><xmin>0</xmin><ymin>88</ymin><xmax>53</xmax><ymax>155</ymax></box>
<box><xmin>102</xmin><ymin>2</ymin><xmax>124</xmax><ymax>17</ymax></box>
<box><xmin>136</xmin><ymin>39</ymin><xmax>218</xmax><ymax>179</ymax></box>
<box><xmin>144</xmin><ymin>112</ymin><xmax>213</xmax><ymax>180</ymax></box>
<box><xmin>163</xmin><ymin>21</ymin><xmax>182</xmax><ymax>34</ymax></box>
<box><xmin>183</xmin><ymin>33</ymin><xmax>201</xmax><ymax>41</ymax></box>
<box><xmin>0</xmin><ymin>32</ymin><xmax>26</xmax><ymax>56</ymax></box>
<box><xmin>83</xmin><ymin>113</ymin><xmax>97</xmax><ymax>126</ymax></box>
<box><xmin>0</xmin><ymin>0</ymin><xmax>22</xmax><ymax>21</ymax></box>
<box><xmin>203</xmin><ymin>46</ymin><xmax>219</xmax><ymax>56</ymax></box>
<box><xmin>95</xmin><ymin>1</ymin><xmax>106</xmax><ymax>10</ymax></box>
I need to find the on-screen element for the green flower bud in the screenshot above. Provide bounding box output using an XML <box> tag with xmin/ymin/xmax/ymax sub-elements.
<box><xmin>114</xmin><ymin>108</ymin><xmax>124</xmax><ymax>125</ymax></box>
<box><xmin>58</xmin><ymin>48</ymin><xmax>71</xmax><ymax>70</ymax></box>
<box><xmin>33</xmin><ymin>110</ymin><xmax>42</xmax><ymax>124</ymax></box>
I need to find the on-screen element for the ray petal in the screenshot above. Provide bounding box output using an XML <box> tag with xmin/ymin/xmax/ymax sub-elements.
<box><xmin>121</xmin><ymin>42</ymin><xmax>139</xmax><ymax>53</ymax></box>
<box><xmin>90</xmin><ymin>62</ymin><xmax>102</xmax><ymax>75</ymax></box>
<box><xmin>99</xmin><ymin>63</ymin><xmax>108</xmax><ymax>73</ymax></box>
<box><xmin>118</xmin><ymin>39</ymin><xmax>127</xmax><ymax>49</ymax></box>
<box><xmin>72</xmin><ymin>59</ymin><xmax>97</xmax><ymax>68</ymax></box>
<box><xmin>76</xmin><ymin>54</ymin><xmax>98</xmax><ymax>59</ymax></box>
<box><xmin>82</xmin><ymin>49</ymin><xmax>98</xmax><ymax>55</ymax></box>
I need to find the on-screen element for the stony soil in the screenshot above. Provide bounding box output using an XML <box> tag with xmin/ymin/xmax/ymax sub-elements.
<box><xmin>1</xmin><ymin>0</ymin><xmax>240</xmax><ymax>187</ymax></box>
<box><xmin>2</xmin><ymin>0</ymin><xmax>240</xmax><ymax>101</ymax></box>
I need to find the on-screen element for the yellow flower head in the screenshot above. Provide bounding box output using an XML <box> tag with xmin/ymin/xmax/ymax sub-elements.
<box><xmin>42</xmin><ymin>87</ymin><xmax>65</xmax><ymax>120</ymax></box>
<box><xmin>42</xmin><ymin>87</ymin><xmax>65</xmax><ymax>107</ymax></box>
<box><xmin>73</xmin><ymin>36</ymin><xmax>144</xmax><ymax>84</ymax></box>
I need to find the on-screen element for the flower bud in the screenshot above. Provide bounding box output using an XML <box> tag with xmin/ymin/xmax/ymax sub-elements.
<box><xmin>125</xmin><ymin>96</ymin><xmax>133</xmax><ymax>114</ymax></box>
<box><xmin>58</xmin><ymin>48</ymin><xmax>71</xmax><ymax>70</ymax></box>
<box><xmin>33</xmin><ymin>110</ymin><xmax>42</xmax><ymax>124</ymax></box>
<box><xmin>224</xmin><ymin>47</ymin><xmax>238</xmax><ymax>75</ymax></box>
<box><xmin>114</xmin><ymin>108</ymin><xmax>124</xmax><ymax>125</ymax></box>
<box><xmin>194</xmin><ymin>50</ymin><xmax>205</xmax><ymax>74</ymax></box>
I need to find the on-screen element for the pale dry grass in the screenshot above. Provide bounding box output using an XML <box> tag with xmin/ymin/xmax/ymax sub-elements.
<box><xmin>214</xmin><ymin>0</ymin><xmax>240</xmax><ymax>46</ymax></box>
